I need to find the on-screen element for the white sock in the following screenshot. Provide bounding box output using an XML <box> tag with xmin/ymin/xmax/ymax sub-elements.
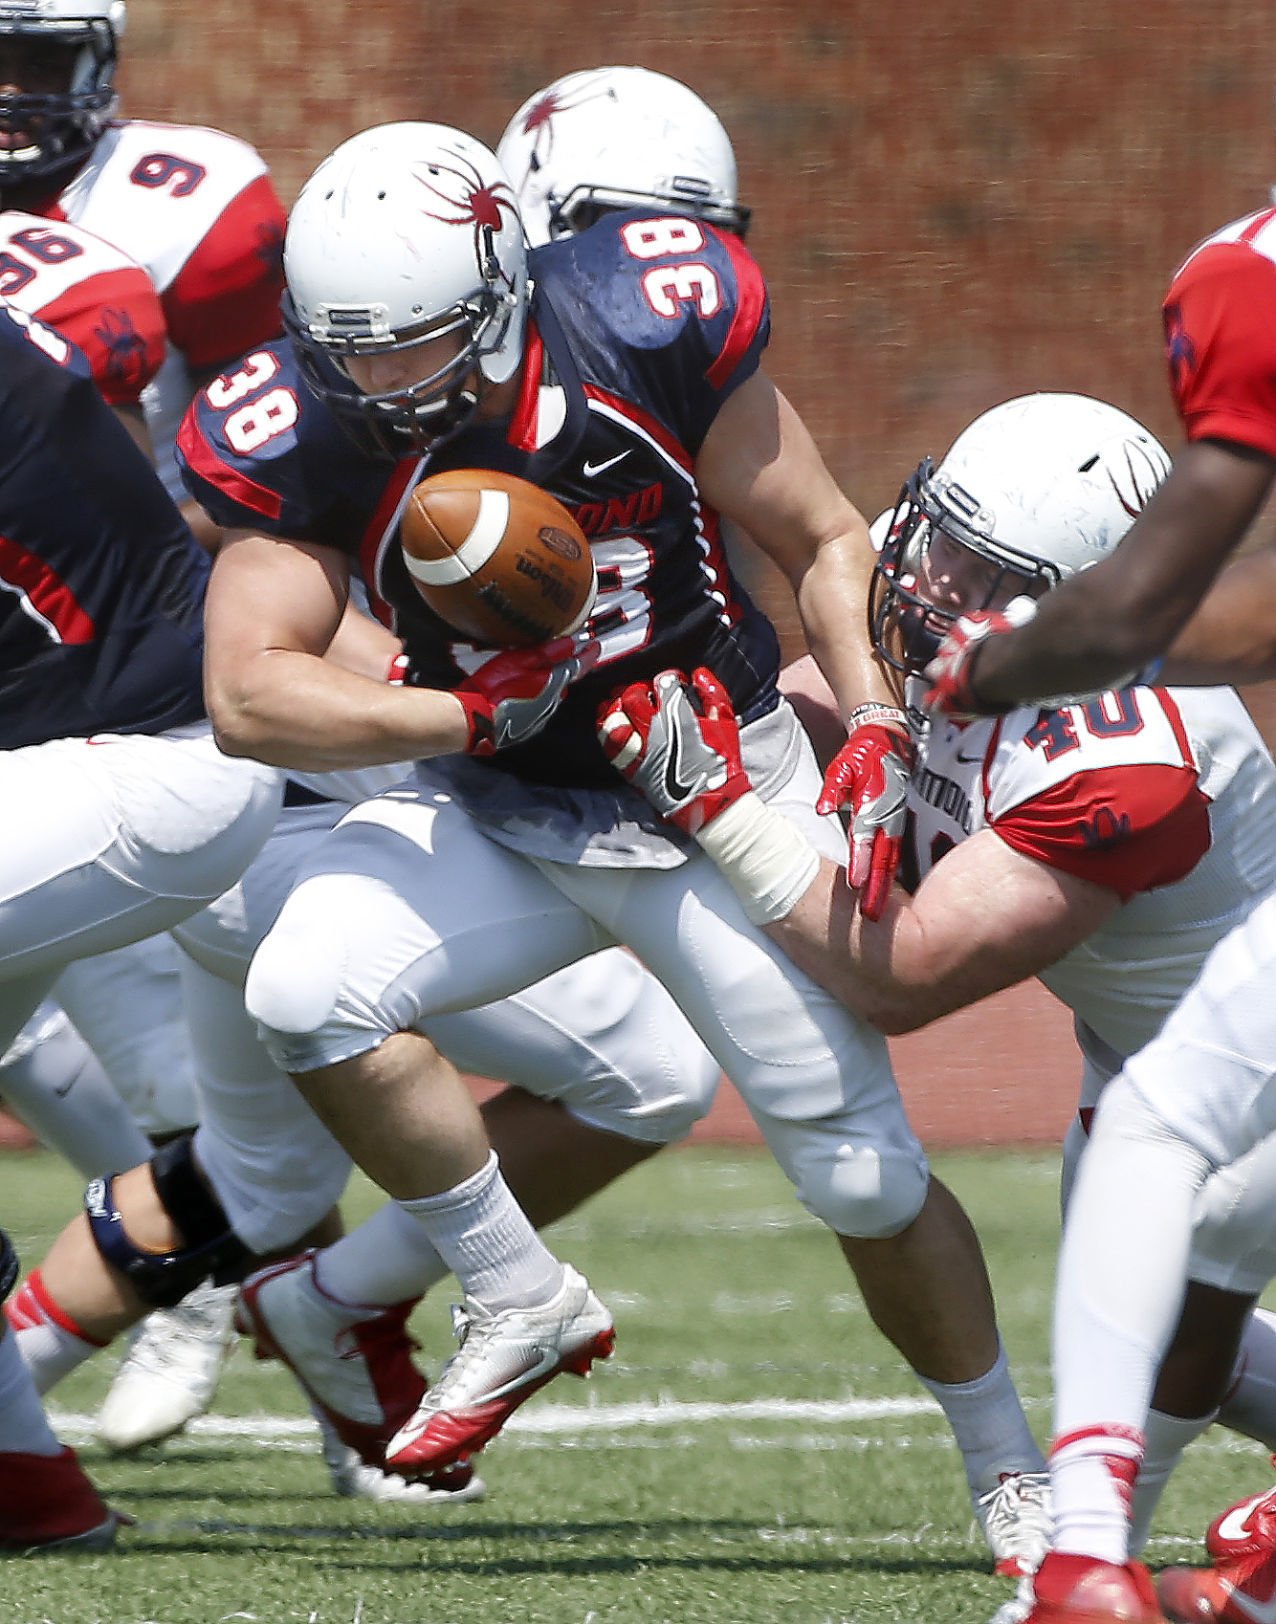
<box><xmin>1129</xmin><ymin>1408</ymin><xmax>1214</xmax><ymax>1554</ymax></box>
<box><xmin>1051</xmin><ymin>1427</ymin><xmax>1144</xmax><ymax>1563</ymax></box>
<box><xmin>396</xmin><ymin>1152</ymin><xmax>563</xmax><ymax>1313</ymax></box>
<box><xmin>4</xmin><ymin>1270</ymin><xmax>104</xmax><ymax>1395</ymax></box>
<box><xmin>313</xmin><ymin>1202</ymin><xmax>450</xmax><ymax>1309</ymax></box>
<box><xmin>917</xmin><ymin>1339</ymin><xmax>1045</xmax><ymax>1497</ymax></box>
<box><xmin>1219</xmin><ymin>1308</ymin><xmax>1276</xmax><ymax>1447</ymax></box>
<box><xmin>0</xmin><ymin>1326</ymin><xmax>61</xmax><ymax>1455</ymax></box>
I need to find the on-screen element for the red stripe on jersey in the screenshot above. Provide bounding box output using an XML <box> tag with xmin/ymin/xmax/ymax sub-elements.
<box><xmin>698</xmin><ymin>507</ymin><xmax>743</xmax><ymax>626</ymax></box>
<box><xmin>161</xmin><ymin>172</ymin><xmax>286</xmax><ymax>370</ymax></box>
<box><xmin>37</xmin><ymin>264</ymin><xmax>166</xmax><ymax>404</ymax></box>
<box><xmin>506</xmin><ymin>321</ymin><xmax>544</xmax><ymax>452</ymax></box>
<box><xmin>176</xmin><ymin>408</ymin><xmax>283</xmax><ymax>521</ymax></box>
<box><xmin>992</xmin><ymin>761</ymin><xmax>1211</xmax><ymax>900</ymax></box>
<box><xmin>581</xmin><ymin>383</ymin><xmax>693</xmax><ymax>472</ymax></box>
<box><xmin>0</xmin><ymin>534</ymin><xmax>95</xmax><ymax>643</ymax></box>
<box><xmin>706</xmin><ymin>227</ymin><xmax>768</xmax><ymax>391</ymax></box>
<box><xmin>358</xmin><ymin>459</ymin><xmax>423</xmax><ymax>628</ymax></box>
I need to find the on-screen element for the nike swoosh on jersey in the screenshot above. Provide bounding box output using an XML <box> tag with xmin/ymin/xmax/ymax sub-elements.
<box><xmin>582</xmin><ymin>451</ymin><xmax>630</xmax><ymax>478</ymax></box>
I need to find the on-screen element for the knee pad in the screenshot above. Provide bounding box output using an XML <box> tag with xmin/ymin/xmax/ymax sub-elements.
<box><xmin>0</xmin><ymin>1227</ymin><xmax>16</xmax><ymax>1303</ymax></box>
<box><xmin>762</xmin><ymin>1117</ymin><xmax>930</xmax><ymax>1240</ymax></box>
<box><xmin>85</xmin><ymin>1133</ymin><xmax>251</xmax><ymax>1308</ymax></box>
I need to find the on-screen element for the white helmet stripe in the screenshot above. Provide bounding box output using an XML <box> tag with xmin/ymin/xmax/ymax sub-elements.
<box><xmin>401</xmin><ymin>489</ymin><xmax>510</xmax><ymax>584</ymax></box>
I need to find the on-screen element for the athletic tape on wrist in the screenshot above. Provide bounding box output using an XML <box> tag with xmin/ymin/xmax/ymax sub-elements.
<box><xmin>696</xmin><ymin>791</ymin><xmax>820</xmax><ymax>925</ymax></box>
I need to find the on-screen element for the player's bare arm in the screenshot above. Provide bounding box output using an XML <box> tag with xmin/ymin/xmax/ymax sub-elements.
<box><xmin>694</xmin><ymin>368</ymin><xmax>892</xmax><ymax>716</ymax></box>
<box><xmin>1163</xmin><ymin>532</ymin><xmax>1276</xmax><ymax>684</ymax></box>
<box><xmin>204</xmin><ymin>530</ymin><xmax>472</xmax><ymax>771</ymax></box>
<box><xmin>958</xmin><ymin>441</ymin><xmax>1275</xmax><ymax>712</ymax></box>
<box><xmin>765</xmin><ymin>832</ymin><xmax>1118</xmax><ymax>1035</ymax></box>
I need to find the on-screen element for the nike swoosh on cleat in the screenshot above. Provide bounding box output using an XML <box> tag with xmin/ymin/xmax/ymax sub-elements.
<box><xmin>582</xmin><ymin>452</ymin><xmax>630</xmax><ymax>478</ymax></box>
<box><xmin>1216</xmin><ymin>1497</ymin><xmax>1269</xmax><ymax>1546</ymax></box>
<box><xmin>469</xmin><ymin>1344</ymin><xmax>566</xmax><ymax>1405</ymax></box>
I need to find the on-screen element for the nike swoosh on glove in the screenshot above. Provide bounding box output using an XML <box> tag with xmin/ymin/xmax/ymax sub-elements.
<box><xmin>597</xmin><ymin>666</ymin><xmax>749</xmax><ymax>835</ymax></box>
<box><xmin>456</xmin><ymin>633</ymin><xmax>600</xmax><ymax>757</ymax></box>
<box><xmin>817</xmin><ymin>706</ymin><xmax>913</xmax><ymax>923</ymax></box>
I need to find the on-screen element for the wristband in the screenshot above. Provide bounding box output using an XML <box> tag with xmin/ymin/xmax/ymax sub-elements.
<box><xmin>845</xmin><ymin>702</ymin><xmax>909</xmax><ymax>735</ymax></box>
<box><xmin>695</xmin><ymin>790</ymin><xmax>820</xmax><ymax>925</ymax></box>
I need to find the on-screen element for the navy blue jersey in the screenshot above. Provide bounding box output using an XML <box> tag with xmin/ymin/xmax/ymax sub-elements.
<box><xmin>179</xmin><ymin>212</ymin><xmax>781</xmax><ymax>788</ymax></box>
<box><xmin>0</xmin><ymin>303</ymin><xmax>207</xmax><ymax>748</ymax></box>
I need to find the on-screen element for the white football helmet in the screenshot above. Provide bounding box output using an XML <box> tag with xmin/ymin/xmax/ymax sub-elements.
<box><xmin>283</xmin><ymin>121</ymin><xmax>528</xmax><ymax>457</ymax></box>
<box><xmin>496</xmin><ymin>65</ymin><xmax>749</xmax><ymax>247</ymax></box>
<box><xmin>0</xmin><ymin>0</ymin><xmax>125</xmax><ymax>186</ymax></box>
<box><xmin>869</xmin><ymin>392</ymin><xmax>1171</xmax><ymax>673</ymax></box>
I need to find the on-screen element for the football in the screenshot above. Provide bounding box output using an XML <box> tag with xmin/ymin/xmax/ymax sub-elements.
<box><xmin>399</xmin><ymin>469</ymin><xmax>597</xmax><ymax>647</ymax></box>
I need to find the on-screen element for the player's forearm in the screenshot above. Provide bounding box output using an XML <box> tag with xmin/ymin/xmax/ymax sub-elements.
<box><xmin>760</xmin><ymin>860</ymin><xmax>979</xmax><ymax>1035</ymax></box>
<box><xmin>973</xmin><ymin>564</ymin><xmax>1173</xmax><ymax>710</ymax></box>
<box><xmin>208</xmin><ymin>653</ymin><xmax>468</xmax><ymax>771</ymax></box>
<box><xmin>794</xmin><ymin>527</ymin><xmax>899</xmax><ymax>719</ymax></box>
<box><xmin>1162</xmin><ymin>549</ymin><xmax>1276</xmax><ymax>684</ymax></box>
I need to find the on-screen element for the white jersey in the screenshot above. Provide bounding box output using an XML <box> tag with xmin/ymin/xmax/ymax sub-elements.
<box><xmin>0</xmin><ymin>209</ymin><xmax>165</xmax><ymax>405</ymax></box>
<box><xmin>907</xmin><ymin>682</ymin><xmax>1276</xmax><ymax>1058</ymax></box>
<box><xmin>40</xmin><ymin>120</ymin><xmax>286</xmax><ymax>496</ymax></box>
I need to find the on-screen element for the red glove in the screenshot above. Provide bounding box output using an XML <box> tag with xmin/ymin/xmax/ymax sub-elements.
<box><xmin>598</xmin><ymin>666</ymin><xmax>750</xmax><ymax>835</ymax></box>
<box><xmin>455</xmin><ymin>635</ymin><xmax>599</xmax><ymax>757</ymax></box>
<box><xmin>923</xmin><ymin>606</ymin><xmax>1031</xmax><ymax>719</ymax></box>
<box><xmin>817</xmin><ymin>704</ymin><xmax>913</xmax><ymax>923</ymax></box>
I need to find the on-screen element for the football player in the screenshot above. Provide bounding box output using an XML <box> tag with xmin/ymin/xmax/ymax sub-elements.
<box><xmin>0</xmin><ymin>0</ymin><xmax>284</xmax><ymax>1455</ymax></box>
<box><xmin>496</xmin><ymin>64</ymin><xmax>750</xmax><ymax>248</ymax></box>
<box><xmin>599</xmin><ymin>391</ymin><xmax>1276</xmax><ymax>1606</ymax></box>
<box><xmin>170</xmin><ymin>123</ymin><xmax>1046</xmax><ymax>1558</ymax></box>
<box><xmin>0</xmin><ymin>0</ymin><xmax>286</xmax><ymax>539</ymax></box>
<box><xmin>915</xmin><ymin>135</ymin><xmax>1276</xmax><ymax>1624</ymax></box>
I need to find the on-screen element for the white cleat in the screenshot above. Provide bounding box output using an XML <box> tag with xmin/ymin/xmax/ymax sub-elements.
<box><xmin>386</xmin><ymin>1264</ymin><xmax>615</xmax><ymax>1476</ymax></box>
<box><xmin>974</xmin><ymin>1470</ymin><xmax>1054</xmax><ymax>1578</ymax></box>
<box><xmin>321</xmin><ymin>1425</ymin><xmax>487</xmax><ymax>1506</ymax></box>
<box><xmin>96</xmin><ymin>1278</ymin><xmax>238</xmax><ymax>1452</ymax></box>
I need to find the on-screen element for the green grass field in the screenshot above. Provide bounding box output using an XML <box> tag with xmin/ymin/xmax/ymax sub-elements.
<box><xmin>4</xmin><ymin>1144</ymin><xmax>1272</xmax><ymax>1624</ymax></box>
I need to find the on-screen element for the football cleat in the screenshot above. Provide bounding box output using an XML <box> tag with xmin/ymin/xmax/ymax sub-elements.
<box><xmin>0</xmin><ymin>1447</ymin><xmax>128</xmax><ymax>1555</ymax></box>
<box><xmin>322</xmin><ymin>1431</ymin><xmax>487</xmax><ymax>1505</ymax></box>
<box><xmin>237</xmin><ymin>1250</ymin><xmax>426</xmax><ymax>1469</ymax></box>
<box><xmin>976</xmin><ymin>1470</ymin><xmax>1055</xmax><ymax>1577</ymax></box>
<box><xmin>386</xmin><ymin>1264</ymin><xmax>615</xmax><ymax>1474</ymax></box>
<box><xmin>1158</xmin><ymin>1546</ymin><xmax>1276</xmax><ymax>1623</ymax></box>
<box><xmin>1205</xmin><ymin>1482</ymin><xmax>1276</xmax><ymax>1564</ymax></box>
<box><xmin>1008</xmin><ymin>1551</ymin><xmax>1167</xmax><ymax>1622</ymax></box>
<box><xmin>96</xmin><ymin>1278</ymin><xmax>239</xmax><ymax>1452</ymax></box>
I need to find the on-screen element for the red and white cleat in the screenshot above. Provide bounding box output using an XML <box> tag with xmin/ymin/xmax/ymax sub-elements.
<box><xmin>1205</xmin><ymin>1483</ymin><xmax>1276</xmax><ymax>1565</ymax></box>
<box><xmin>0</xmin><ymin>1447</ymin><xmax>129</xmax><ymax>1554</ymax></box>
<box><xmin>1001</xmin><ymin>1551</ymin><xmax>1167</xmax><ymax>1623</ymax></box>
<box><xmin>386</xmin><ymin>1264</ymin><xmax>615</xmax><ymax>1475</ymax></box>
<box><xmin>238</xmin><ymin>1250</ymin><xmax>426</xmax><ymax>1471</ymax></box>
